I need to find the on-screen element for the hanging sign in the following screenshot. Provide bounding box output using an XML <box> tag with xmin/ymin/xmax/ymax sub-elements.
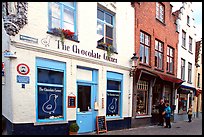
<box><xmin>17</xmin><ymin>63</ymin><xmax>30</xmax><ymax>75</ymax></box>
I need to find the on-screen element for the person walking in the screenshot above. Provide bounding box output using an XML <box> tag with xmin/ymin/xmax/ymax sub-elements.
<box><xmin>163</xmin><ymin>102</ymin><xmax>171</xmax><ymax>128</ymax></box>
<box><xmin>187</xmin><ymin>105</ymin><xmax>193</xmax><ymax>122</ymax></box>
<box><xmin>157</xmin><ymin>99</ymin><xmax>165</xmax><ymax>126</ymax></box>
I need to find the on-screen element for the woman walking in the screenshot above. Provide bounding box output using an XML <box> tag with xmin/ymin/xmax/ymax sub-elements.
<box><xmin>163</xmin><ymin>102</ymin><xmax>171</xmax><ymax>128</ymax></box>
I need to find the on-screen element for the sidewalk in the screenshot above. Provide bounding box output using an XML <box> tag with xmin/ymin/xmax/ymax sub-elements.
<box><xmin>80</xmin><ymin>118</ymin><xmax>202</xmax><ymax>135</ymax></box>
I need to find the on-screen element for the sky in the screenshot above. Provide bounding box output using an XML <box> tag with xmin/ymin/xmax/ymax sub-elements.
<box><xmin>170</xmin><ymin>2</ymin><xmax>202</xmax><ymax>41</ymax></box>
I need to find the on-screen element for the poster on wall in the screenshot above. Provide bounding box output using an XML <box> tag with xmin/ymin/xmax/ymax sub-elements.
<box><xmin>106</xmin><ymin>92</ymin><xmax>119</xmax><ymax>116</ymax></box>
<box><xmin>38</xmin><ymin>85</ymin><xmax>63</xmax><ymax>119</ymax></box>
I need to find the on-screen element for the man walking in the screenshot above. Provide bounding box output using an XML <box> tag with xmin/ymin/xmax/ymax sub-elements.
<box><xmin>157</xmin><ymin>99</ymin><xmax>165</xmax><ymax>126</ymax></box>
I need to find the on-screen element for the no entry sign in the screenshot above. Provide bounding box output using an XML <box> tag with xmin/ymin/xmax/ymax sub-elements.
<box><xmin>17</xmin><ymin>63</ymin><xmax>30</xmax><ymax>75</ymax></box>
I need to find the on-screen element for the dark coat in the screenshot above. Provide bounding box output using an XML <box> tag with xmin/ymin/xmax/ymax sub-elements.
<box><xmin>158</xmin><ymin>103</ymin><xmax>165</xmax><ymax>114</ymax></box>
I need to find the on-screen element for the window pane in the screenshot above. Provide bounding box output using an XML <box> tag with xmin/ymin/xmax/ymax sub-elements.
<box><xmin>159</xmin><ymin>53</ymin><xmax>163</xmax><ymax>69</ymax></box>
<box><xmin>97</xmin><ymin>21</ymin><xmax>104</xmax><ymax>36</ymax></box>
<box><xmin>63</xmin><ymin>22</ymin><xmax>74</xmax><ymax>32</ymax></box>
<box><xmin>145</xmin><ymin>46</ymin><xmax>149</xmax><ymax>64</ymax></box>
<box><xmin>51</xmin><ymin>2</ymin><xmax>60</xmax><ymax>19</ymax></box>
<box><xmin>107</xmin><ymin>80</ymin><xmax>121</xmax><ymax>90</ymax></box>
<box><xmin>106</xmin><ymin>25</ymin><xmax>113</xmax><ymax>38</ymax></box>
<box><xmin>155</xmin><ymin>51</ymin><xmax>158</xmax><ymax>67</ymax></box>
<box><xmin>170</xmin><ymin>48</ymin><xmax>173</xmax><ymax>57</ymax></box>
<box><xmin>140</xmin><ymin>32</ymin><xmax>144</xmax><ymax>43</ymax></box>
<box><xmin>155</xmin><ymin>40</ymin><xmax>158</xmax><ymax>50</ymax></box>
<box><xmin>107</xmin><ymin>92</ymin><xmax>120</xmax><ymax>116</ymax></box>
<box><xmin>63</xmin><ymin>2</ymin><xmax>74</xmax><ymax>7</ymax></box>
<box><xmin>64</xmin><ymin>8</ymin><xmax>74</xmax><ymax>24</ymax></box>
<box><xmin>167</xmin><ymin>47</ymin><xmax>169</xmax><ymax>55</ymax></box>
<box><xmin>97</xmin><ymin>9</ymin><xmax>104</xmax><ymax>20</ymax></box>
<box><xmin>140</xmin><ymin>44</ymin><xmax>144</xmax><ymax>62</ymax></box>
<box><xmin>38</xmin><ymin>69</ymin><xmax>63</xmax><ymax>85</ymax></box>
<box><xmin>145</xmin><ymin>34</ymin><xmax>149</xmax><ymax>46</ymax></box>
<box><xmin>170</xmin><ymin>58</ymin><xmax>173</xmax><ymax>73</ymax></box>
<box><xmin>52</xmin><ymin>18</ymin><xmax>61</xmax><ymax>28</ymax></box>
<box><xmin>105</xmin><ymin>13</ymin><xmax>113</xmax><ymax>25</ymax></box>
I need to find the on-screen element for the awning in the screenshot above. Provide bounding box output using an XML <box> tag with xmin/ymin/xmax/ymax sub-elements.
<box><xmin>134</xmin><ymin>67</ymin><xmax>184</xmax><ymax>88</ymax></box>
<box><xmin>178</xmin><ymin>85</ymin><xmax>196</xmax><ymax>95</ymax></box>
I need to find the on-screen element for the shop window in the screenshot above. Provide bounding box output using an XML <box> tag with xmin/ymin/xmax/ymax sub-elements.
<box><xmin>155</xmin><ymin>39</ymin><xmax>164</xmax><ymax>70</ymax></box>
<box><xmin>97</xmin><ymin>8</ymin><xmax>116</xmax><ymax>52</ymax></box>
<box><xmin>48</xmin><ymin>2</ymin><xmax>77</xmax><ymax>40</ymax></box>
<box><xmin>152</xmin><ymin>84</ymin><xmax>162</xmax><ymax>113</ymax></box>
<box><xmin>106</xmin><ymin>72</ymin><xmax>123</xmax><ymax>118</ymax></box>
<box><xmin>136</xmin><ymin>80</ymin><xmax>148</xmax><ymax>115</ymax></box>
<box><xmin>140</xmin><ymin>31</ymin><xmax>150</xmax><ymax>65</ymax></box>
<box><xmin>36</xmin><ymin>58</ymin><xmax>66</xmax><ymax>122</ymax></box>
<box><xmin>178</xmin><ymin>94</ymin><xmax>188</xmax><ymax>114</ymax></box>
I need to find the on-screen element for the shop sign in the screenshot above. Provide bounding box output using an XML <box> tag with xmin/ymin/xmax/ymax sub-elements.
<box><xmin>17</xmin><ymin>63</ymin><xmax>30</xmax><ymax>75</ymax></box>
<box><xmin>17</xmin><ymin>75</ymin><xmax>30</xmax><ymax>84</ymax></box>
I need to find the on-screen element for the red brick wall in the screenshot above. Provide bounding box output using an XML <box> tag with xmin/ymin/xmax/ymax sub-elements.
<box><xmin>133</xmin><ymin>2</ymin><xmax>178</xmax><ymax>77</ymax></box>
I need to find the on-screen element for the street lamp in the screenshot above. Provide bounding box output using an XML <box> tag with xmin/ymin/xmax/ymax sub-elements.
<box><xmin>129</xmin><ymin>53</ymin><xmax>139</xmax><ymax>77</ymax></box>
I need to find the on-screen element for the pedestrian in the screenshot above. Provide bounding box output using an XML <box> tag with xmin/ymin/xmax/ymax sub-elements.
<box><xmin>187</xmin><ymin>105</ymin><xmax>193</xmax><ymax>122</ymax></box>
<box><xmin>157</xmin><ymin>99</ymin><xmax>165</xmax><ymax>126</ymax></box>
<box><xmin>163</xmin><ymin>102</ymin><xmax>171</xmax><ymax>128</ymax></box>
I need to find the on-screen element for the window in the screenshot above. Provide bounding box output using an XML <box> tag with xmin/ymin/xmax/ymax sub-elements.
<box><xmin>189</xmin><ymin>36</ymin><xmax>192</xmax><ymax>52</ymax></box>
<box><xmin>97</xmin><ymin>8</ymin><xmax>115</xmax><ymax>51</ymax></box>
<box><xmin>2</xmin><ymin>2</ymin><xmax>18</xmax><ymax>16</ymax></box>
<box><xmin>181</xmin><ymin>58</ymin><xmax>185</xmax><ymax>80</ymax></box>
<box><xmin>182</xmin><ymin>30</ymin><xmax>186</xmax><ymax>48</ymax></box>
<box><xmin>155</xmin><ymin>40</ymin><xmax>163</xmax><ymax>70</ymax></box>
<box><xmin>197</xmin><ymin>73</ymin><xmax>200</xmax><ymax>88</ymax></box>
<box><xmin>36</xmin><ymin>58</ymin><xmax>66</xmax><ymax>122</ymax></box>
<box><xmin>139</xmin><ymin>31</ymin><xmax>150</xmax><ymax>65</ymax></box>
<box><xmin>48</xmin><ymin>2</ymin><xmax>76</xmax><ymax>33</ymax></box>
<box><xmin>188</xmin><ymin>62</ymin><xmax>192</xmax><ymax>83</ymax></box>
<box><xmin>167</xmin><ymin>46</ymin><xmax>174</xmax><ymax>73</ymax></box>
<box><xmin>136</xmin><ymin>80</ymin><xmax>149</xmax><ymax>115</ymax></box>
<box><xmin>187</xmin><ymin>15</ymin><xmax>190</xmax><ymax>25</ymax></box>
<box><xmin>156</xmin><ymin>2</ymin><xmax>165</xmax><ymax>23</ymax></box>
<box><xmin>106</xmin><ymin>72</ymin><xmax>123</xmax><ymax>118</ymax></box>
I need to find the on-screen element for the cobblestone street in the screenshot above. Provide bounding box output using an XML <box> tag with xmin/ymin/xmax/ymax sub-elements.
<box><xmin>81</xmin><ymin>118</ymin><xmax>202</xmax><ymax>135</ymax></box>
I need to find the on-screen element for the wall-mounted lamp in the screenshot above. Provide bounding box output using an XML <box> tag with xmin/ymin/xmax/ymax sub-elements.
<box><xmin>129</xmin><ymin>53</ymin><xmax>139</xmax><ymax>77</ymax></box>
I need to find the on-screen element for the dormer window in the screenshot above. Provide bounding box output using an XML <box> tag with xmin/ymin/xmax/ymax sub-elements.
<box><xmin>156</xmin><ymin>2</ymin><xmax>165</xmax><ymax>23</ymax></box>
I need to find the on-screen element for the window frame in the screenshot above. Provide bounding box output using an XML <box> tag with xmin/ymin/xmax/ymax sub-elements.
<box><xmin>155</xmin><ymin>39</ymin><xmax>164</xmax><ymax>70</ymax></box>
<box><xmin>139</xmin><ymin>31</ymin><xmax>151</xmax><ymax>65</ymax></box>
<box><xmin>48</xmin><ymin>2</ymin><xmax>77</xmax><ymax>34</ymax></box>
<box><xmin>106</xmin><ymin>72</ymin><xmax>123</xmax><ymax>119</ymax></box>
<box><xmin>197</xmin><ymin>73</ymin><xmax>200</xmax><ymax>88</ymax></box>
<box><xmin>187</xmin><ymin>15</ymin><xmax>190</xmax><ymax>26</ymax></box>
<box><xmin>182</xmin><ymin>30</ymin><xmax>186</xmax><ymax>48</ymax></box>
<box><xmin>181</xmin><ymin>58</ymin><xmax>185</xmax><ymax>80</ymax></box>
<box><xmin>187</xmin><ymin>62</ymin><xmax>192</xmax><ymax>83</ymax></box>
<box><xmin>97</xmin><ymin>7</ymin><xmax>115</xmax><ymax>52</ymax></box>
<box><xmin>156</xmin><ymin>2</ymin><xmax>165</xmax><ymax>23</ymax></box>
<box><xmin>166</xmin><ymin>46</ymin><xmax>174</xmax><ymax>74</ymax></box>
<box><xmin>36</xmin><ymin>58</ymin><xmax>66</xmax><ymax>123</ymax></box>
<box><xmin>189</xmin><ymin>36</ymin><xmax>192</xmax><ymax>52</ymax></box>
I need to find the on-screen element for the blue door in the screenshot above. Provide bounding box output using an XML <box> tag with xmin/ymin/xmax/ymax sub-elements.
<box><xmin>76</xmin><ymin>82</ymin><xmax>97</xmax><ymax>133</ymax></box>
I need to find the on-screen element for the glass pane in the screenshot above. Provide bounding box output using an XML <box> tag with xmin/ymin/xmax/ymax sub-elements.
<box><xmin>38</xmin><ymin>69</ymin><xmax>63</xmax><ymax>85</ymax></box>
<box><xmin>52</xmin><ymin>18</ymin><xmax>61</xmax><ymax>29</ymax></box>
<box><xmin>97</xmin><ymin>9</ymin><xmax>104</xmax><ymax>20</ymax></box>
<box><xmin>140</xmin><ymin>32</ymin><xmax>144</xmax><ymax>43</ymax></box>
<box><xmin>63</xmin><ymin>2</ymin><xmax>74</xmax><ymax>7</ymax></box>
<box><xmin>105</xmin><ymin>13</ymin><xmax>113</xmax><ymax>25</ymax></box>
<box><xmin>136</xmin><ymin>91</ymin><xmax>147</xmax><ymax>115</ymax></box>
<box><xmin>155</xmin><ymin>40</ymin><xmax>158</xmax><ymax>50</ymax></box>
<box><xmin>63</xmin><ymin>22</ymin><xmax>74</xmax><ymax>32</ymax></box>
<box><xmin>167</xmin><ymin>47</ymin><xmax>169</xmax><ymax>55</ymax></box>
<box><xmin>170</xmin><ymin>58</ymin><xmax>173</xmax><ymax>73</ymax></box>
<box><xmin>170</xmin><ymin>48</ymin><xmax>173</xmax><ymax>57</ymax></box>
<box><xmin>159</xmin><ymin>43</ymin><xmax>163</xmax><ymax>52</ymax></box>
<box><xmin>64</xmin><ymin>8</ymin><xmax>74</xmax><ymax>24</ymax></box>
<box><xmin>159</xmin><ymin>53</ymin><xmax>163</xmax><ymax>69</ymax></box>
<box><xmin>97</xmin><ymin>21</ymin><xmax>104</xmax><ymax>36</ymax></box>
<box><xmin>145</xmin><ymin>35</ymin><xmax>149</xmax><ymax>46</ymax></box>
<box><xmin>140</xmin><ymin>44</ymin><xmax>144</xmax><ymax>62</ymax></box>
<box><xmin>38</xmin><ymin>85</ymin><xmax>63</xmax><ymax>119</ymax></box>
<box><xmin>107</xmin><ymin>80</ymin><xmax>121</xmax><ymax>91</ymax></box>
<box><xmin>52</xmin><ymin>2</ymin><xmax>60</xmax><ymax>19</ymax></box>
<box><xmin>106</xmin><ymin>25</ymin><xmax>113</xmax><ymax>38</ymax></box>
<box><xmin>145</xmin><ymin>46</ymin><xmax>149</xmax><ymax>64</ymax></box>
<box><xmin>77</xmin><ymin>85</ymin><xmax>91</xmax><ymax>112</ymax></box>
<box><xmin>107</xmin><ymin>92</ymin><xmax>120</xmax><ymax>116</ymax></box>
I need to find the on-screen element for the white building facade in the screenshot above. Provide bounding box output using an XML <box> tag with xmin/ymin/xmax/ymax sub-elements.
<box><xmin>174</xmin><ymin>2</ymin><xmax>197</xmax><ymax>121</ymax></box>
<box><xmin>2</xmin><ymin>2</ymin><xmax>135</xmax><ymax>135</ymax></box>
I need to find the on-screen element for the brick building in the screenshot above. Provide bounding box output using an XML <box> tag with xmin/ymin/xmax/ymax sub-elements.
<box><xmin>131</xmin><ymin>2</ymin><xmax>183</xmax><ymax>127</ymax></box>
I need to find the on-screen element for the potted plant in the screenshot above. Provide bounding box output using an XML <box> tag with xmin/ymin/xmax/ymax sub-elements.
<box><xmin>69</xmin><ymin>122</ymin><xmax>79</xmax><ymax>135</ymax></box>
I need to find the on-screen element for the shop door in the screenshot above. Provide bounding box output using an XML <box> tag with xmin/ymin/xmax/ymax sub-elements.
<box><xmin>76</xmin><ymin>83</ymin><xmax>97</xmax><ymax>133</ymax></box>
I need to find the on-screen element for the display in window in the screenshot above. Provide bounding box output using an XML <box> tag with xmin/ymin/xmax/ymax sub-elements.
<box><xmin>178</xmin><ymin>94</ymin><xmax>188</xmax><ymax>114</ymax></box>
<box><xmin>106</xmin><ymin>92</ymin><xmax>119</xmax><ymax>116</ymax></box>
<box><xmin>136</xmin><ymin>91</ymin><xmax>147</xmax><ymax>115</ymax></box>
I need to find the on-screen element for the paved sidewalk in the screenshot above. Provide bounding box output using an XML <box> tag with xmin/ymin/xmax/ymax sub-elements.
<box><xmin>80</xmin><ymin>118</ymin><xmax>202</xmax><ymax>135</ymax></box>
